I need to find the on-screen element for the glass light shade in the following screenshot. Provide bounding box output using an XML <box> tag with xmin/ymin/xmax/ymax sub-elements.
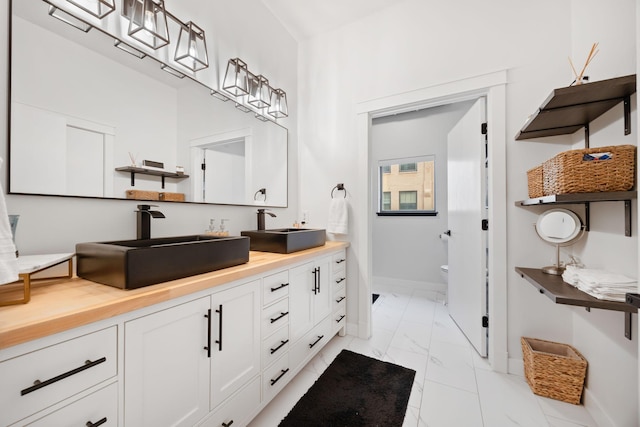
<box><xmin>128</xmin><ymin>0</ymin><xmax>169</xmax><ymax>50</ymax></box>
<box><xmin>267</xmin><ymin>88</ymin><xmax>288</xmax><ymax>118</ymax></box>
<box><xmin>174</xmin><ymin>22</ymin><xmax>208</xmax><ymax>72</ymax></box>
<box><xmin>48</xmin><ymin>6</ymin><xmax>92</xmax><ymax>32</ymax></box>
<box><xmin>223</xmin><ymin>58</ymin><xmax>249</xmax><ymax>96</ymax></box>
<box><xmin>248</xmin><ymin>74</ymin><xmax>271</xmax><ymax>108</ymax></box>
<box><xmin>67</xmin><ymin>0</ymin><xmax>115</xmax><ymax>19</ymax></box>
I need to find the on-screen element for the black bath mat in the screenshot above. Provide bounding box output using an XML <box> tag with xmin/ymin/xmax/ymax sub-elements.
<box><xmin>372</xmin><ymin>293</ymin><xmax>380</xmax><ymax>304</ymax></box>
<box><xmin>279</xmin><ymin>349</ymin><xmax>415</xmax><ymax>427</ymax></box>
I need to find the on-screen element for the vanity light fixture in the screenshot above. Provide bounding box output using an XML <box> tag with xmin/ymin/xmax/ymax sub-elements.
<box><xmin>223</xmin><ymin>58</ymin><xmax>250</xmax><ymax>96</ymax></box>
<box><xmin>114</xmin><ymin>39</ymin><xmax>147</xmax><ymax>58</ymax></box>
<box><xmin>174</xmin><ymin>21</ymin><xmax>209</xmax><ymax>72</ymax></box>
<box><xmin>47</xmin><ymin>5</ymin><xmax>93</xmax><ymax>32</ymax></box>
<box><xmin>267</xmin><ymin>88</ymin><xmax>288</xmax><ymax>118</ymax></box>
<box><xmin>127</xmin><ymin>0</ymin><xmax>170</xmax><ymax>50</ymax></box>
<box><xmin>66</xmin><ymin>0</ymin><xmax>115</xmax><ymax>19</ymax></box>
<box><xmin>248</xmin><ymin>74</ymin><xmax>271</xmax><ymax>108</ymax></box>
<box><xmin>160</xmin><ymin>64</ymin><xmax>185</xmax><ymax>79</ymax></box>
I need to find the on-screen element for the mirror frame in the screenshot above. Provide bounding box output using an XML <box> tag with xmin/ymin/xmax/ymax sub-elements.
<box><xmin>535</xmin><ymin>208</ymin><xmax>583</xmax><ymax>245</ymax></box>
<box><xmin>7</xmin><ymin>0</ymin><xmax>289</xmax><ymax>208</ymax></box>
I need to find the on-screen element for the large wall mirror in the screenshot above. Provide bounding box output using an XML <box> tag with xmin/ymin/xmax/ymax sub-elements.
<box><xmin>9</xmin><ymin>0</ymin><xmax>288</xmax><ymax>207</ymax></box>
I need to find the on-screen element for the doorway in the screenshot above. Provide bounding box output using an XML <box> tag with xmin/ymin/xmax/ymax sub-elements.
<box><xmin>355</xmin><ymin>71</ymin><xmax>508</xmax><ymax>371</ymax></box>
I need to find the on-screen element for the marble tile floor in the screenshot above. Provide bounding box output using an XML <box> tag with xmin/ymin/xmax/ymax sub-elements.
<box><xmin>249</xmin><ymin>287</ymin><xmax>598</xmax><ymax>427</ymax></box>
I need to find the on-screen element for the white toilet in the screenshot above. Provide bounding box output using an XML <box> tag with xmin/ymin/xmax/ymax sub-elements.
<box><xmin>440</xmin><ymin>265</ymin><xmax>449</xmax><ymax>283</ymax></box>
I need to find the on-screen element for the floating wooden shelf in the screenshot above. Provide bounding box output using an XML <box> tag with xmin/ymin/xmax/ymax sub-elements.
<box><xmin>116</xmin><ymin>166</ymin><xmax>189</xmax><ymax>189</ymax></box>
<box><xmin>516</xmin><ymin>267</ymin><xmax>635</xmax><ymax>339</ymax></box>
<box><xmin>515</xmin><ymin>74</ymin><xmax>636</xmax><ymax>142</ymax></box>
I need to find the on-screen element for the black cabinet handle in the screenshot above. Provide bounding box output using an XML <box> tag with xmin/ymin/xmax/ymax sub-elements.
<box><xmin>21</xmin><ymin>357</ymin><xmax>107</xmax><ymax>396</ymax></box>
<box><xmin>215</xmin><ymin>304</ymin><xmax>223</xmax><ymax>351</ymax></box>
<box><xmin>204</xmin><ymin>309</ymin><xmax>212</xmax><ymax>358</ymax></box>
<box><xmin>312</xmin><ymin>268</ymin><xmax>318</xmax><ymax>294</ymax></box>
<box><xmin>336</xmin><ymin>258</ymin><xmax>346</xmax><ymax>264</ymax></box>
<box><xmin>270</xmin><ymin>368</ymin><xmax>289</xmax><ymax>386</ymax></box>
<box><xmin>270</xmin><ymin>339</ymin><xmax>289</xmax><ymax>355</ymax></box>
<box><xmin>309</xmin><ymin>335</ymin><xmax>324</xmax><ymax>349</ymax></box>
<box><xmin>221</xmin><ymin>421</ymin><xmax>234</xmax><ymax>427</ymax></box>
<box><xmin>335</xmin><ymin>296</ymin><xmax>345</xmax><ymax>303</ymax></box>
<box><xmin>317</xmin><ymin>267</ymin><xmax>321</xmax><ymax>293</ymax></box>
<box><xmin>270</xmin><ymin>311</ymin><xmax>289</xmax><ymax>324</ymax></box>
<box><xmin>336</xmin><ymin>315</ymin><xmax>346</xmax><ymax>323</ymax></box>
<box><xmin>86</xmin><ymin>417</ymin><xmax>107</xmax><ymax>427</ymax></box>
<box><xmin>270</xmin><ymin>283</ymin><xmax>289</xmax><ymax>292</ymax></box>
<box><xmin>335</xmin><ymin>277</ymin><xmax>345</xmax><ymax>284</ymax></box>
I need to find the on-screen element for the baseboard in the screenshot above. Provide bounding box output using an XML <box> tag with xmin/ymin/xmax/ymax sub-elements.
<box><xmin>372</xmin><ymin>276</ymin><xmax>447</xmax><ymax>294</ymax></box>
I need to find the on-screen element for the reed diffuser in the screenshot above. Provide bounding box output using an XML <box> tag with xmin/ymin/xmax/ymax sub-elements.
<box><xmin>569</xmin><ymin>42</ymin><xmax>599</xmax><ymax>85</ymax></box>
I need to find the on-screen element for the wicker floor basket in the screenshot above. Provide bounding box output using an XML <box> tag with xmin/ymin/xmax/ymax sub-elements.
<box><xmin>543</xmin><ymin>145</ymin><xmax>636</xmax><ymax>195</ymax></box>
<box><xmin>521</xmin><ymin>337</ymin><xmax>587</xmax><ymax>405</ymax></box>
<box><xmin>527</xmin><ymin>165</ymin><xmax>544</xmax><ymax>198</ymax></box>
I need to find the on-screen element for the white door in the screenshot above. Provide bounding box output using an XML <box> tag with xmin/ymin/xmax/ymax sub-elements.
<box><xmin>447</xmin><ymin>97</ymin><xmax>488</xmax><ymax>357</ymax></box>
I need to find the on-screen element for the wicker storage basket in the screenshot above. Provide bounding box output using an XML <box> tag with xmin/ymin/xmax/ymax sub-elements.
<box><xmin>521</xmin><ymin>337</ymin><xmax>587</xmax><ymax>405</ymax></box>
<box><xmin>159</xmin><ymin>192</ymin><xmax>186</xmax><ymax>202</ymax></box>
<box><xmin>527</xmin><ymin>165</ymin><xmax>544</xmax><ymax>198</ymax></box>
<box><xmin>543</xmin><ymin>145</ymin><xmax>636</xmax><ymax>195</ymax></box>
<box><xmin>126</xmin><ymin>189</ymin><xmax>159</xmax><ymax>201</ymax></box>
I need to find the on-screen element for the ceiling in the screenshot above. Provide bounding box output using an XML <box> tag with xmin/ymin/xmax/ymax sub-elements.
<box><xmin>260</xmin><ymin>0</ymin><xmax>400</xmax><ymax>41</ymax></box>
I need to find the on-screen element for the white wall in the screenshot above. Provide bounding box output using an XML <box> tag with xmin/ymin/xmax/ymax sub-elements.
<box><xmin>0</xmin><ymin>0</ymin><xmax>298</xmax><ymax>254</ymax></box>
<box><xmin>370</xmin><ymin>102</ymin><xmax>473</xmax><ymax>286</ymax></box>
<box><xmin>297</xmin><ymin>0</ymin><xmax>637</xmax><ymax>425</ymax></box>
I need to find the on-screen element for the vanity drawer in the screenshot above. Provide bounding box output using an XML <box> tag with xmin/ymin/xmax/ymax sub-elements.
<box><xmin>332</xmin><ymin>251</ymin><xmax>347</xmax><ymax>273</ymax></box>
<box><xmin>263</xmin><ymin>353</ymin><xmax>291</xmax><ymax>402</ymax></box>
<box><xmin>332</xmin><ymin>271</ymin><xmax>347</xmax><ymax>291</ymax></box>
<box><xmin>199</xmin><ymin>376</ymin><xmax>261</xmax><ymax>427</ymax></box>
<box><xmin>0</xmin><ymin>326</ymin><xmax>117</xmax><ymax>427</ymax></box>
<box><xmin>333</xmin><ymin>307</ymin><xmax>347</xmax><ymax>335</ymax></box>
<box><xmin>25</xmin><ymin>382</ymin><xmax>118</xmax><ymax>427</ymax></box>
<box><xmin>333</xmin><ymin>286</ymin><xmax>346</xmax><ymax>312</ymax></box>
<box><xmin>290</xmin><ymin>316</ymin><xmax>332</xmax><ymax>372</ymax></box>
<box><xmin>263</xmin><ymin>270</ymin><xmax>290</xmax><ymax>306</ymax></box>
<box><xmin>262</xmin><ymin>297</ymin><xmax>290</xmax><ymax>337</ymax></box>
<box><xmin>262</xmin><ymin>325</ymin><xmax>290</xmax><ymax>368</ymax></box>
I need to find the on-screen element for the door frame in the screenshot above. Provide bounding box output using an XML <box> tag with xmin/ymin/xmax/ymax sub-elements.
<box><xmin>355</xmin><ymin>70</ymin><xmax>508</xmax><ymax>372</ymax></box>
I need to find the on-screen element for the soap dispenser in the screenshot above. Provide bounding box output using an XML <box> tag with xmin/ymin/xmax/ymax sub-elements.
<box><xmin>205</xmin><ymin>219</ymin><xmax>216</xmax><ymax>235</ymax></box>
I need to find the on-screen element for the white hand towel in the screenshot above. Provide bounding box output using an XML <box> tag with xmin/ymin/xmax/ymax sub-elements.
<box><xmin>327</xmin><ymin>198</ymin><xmax>348</xmax><ymax>235</ymax></box>
<box><xmin>0</xmin><ymin>158</ymin><xmax>18</xmax><ymax>285</ymax></box>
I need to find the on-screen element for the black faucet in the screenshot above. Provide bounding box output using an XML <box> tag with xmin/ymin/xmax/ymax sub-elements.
<box><xmin>136</xmin><ymin>204</ymin><xmax>165</xmax><ymax>239</ymax></box>
<box><xmin>257</xmin><ymin>208</ymin><xmax>276</xmax><ymax>231</ymax></box>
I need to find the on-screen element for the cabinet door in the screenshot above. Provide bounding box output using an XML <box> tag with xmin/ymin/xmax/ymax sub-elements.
<box><xmin>289</xmin><ymin>262</ymin><xmax>314</xmax><ymax>343</ymax></box>
<box><xmin>210</xmin><ymin>280</ymin><xmax>261</xmax><ymax>409</ymax></box>
<box><xmin>312</xmin><ymin>256</ymin><xmax>332</xmax><ymax>322</ymax></box>
<box><xmin>125</xmin><ymin>297</ymin><xmax>210</xmax><ymax>427</ymax></box>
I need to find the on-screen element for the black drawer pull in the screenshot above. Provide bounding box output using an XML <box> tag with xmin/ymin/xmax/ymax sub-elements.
<box><xmin>204</xmin><ymin>309</ymin><xmax>212</xmax><ymax>358</ymax></box>
<box><xmin>21</xmin><ymin>357</ymin><xmax>107</xmax><ymax>396</ymax></box>
<box><xmin>270</xmin><ymin>339</ymin><xmax>289</xmax><ymax>355</ymax></box>
<box><xmin>335</xmin><ymin>296</ymin><xmax>346</xmax><ymax>303</ymax></box>
<box><xmin>336</xmin><ymin>315</ymin><xmax>346</xmax><ymax>323</ymax></box>
<box><xmin>270</xmin><ymin>311</ymin><xmax>289</xmax><ymax>324</ymax></box>
<box><xmin>309</xmin><ymin>335</ymin><xmax>324</xmax><ymax>349</ymax></box>
<box><xmin>221</xmin><ymin>420</ymin><xmax>234</xmax><ymax>427</ymax></box>
<box><xmin>270</xmin><ymin>283</ymin><xmax>289</xmax><ymax>292</ymax></box>
<box><xmin>335</xmin><ymin>258</ymin><xmax>345</xmax><ymax>264</ymax></box>
<box><xmin>215</xmin><ymin>304</ymin><xmax>223</xmax><ymax>351</ymax></box>
<box><xmin>86</xmin><ymin>417</ymin><xmax>107</xmax><ymax>427</ymax></box>
<box><xmin>335</xmin><ymin>277</ymin><xmax>345</xmax><ymax>284</ymax></box>
<box><xmin>270</xmin><ymin>368</ymin><xmax>290</xmax><ymax>386</ymax></box>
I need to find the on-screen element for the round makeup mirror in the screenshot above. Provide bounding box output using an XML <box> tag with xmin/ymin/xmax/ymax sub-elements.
<box><xmin>534</xmin><ymin>208</ymin><xmax>585</xmax><ymax>275</ymax></box>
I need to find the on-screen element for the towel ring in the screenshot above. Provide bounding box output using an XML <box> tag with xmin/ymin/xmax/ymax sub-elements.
<box><xmin>331</xmin><ymin>183</ymin><xmax>346</xmax><ymax>198</ymax></box>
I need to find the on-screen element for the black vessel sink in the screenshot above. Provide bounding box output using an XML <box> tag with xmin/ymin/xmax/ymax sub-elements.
<box><xmin>240</xmin><ymin>228</ymin><xmax>326</xmax><ymax>253</ymax></box>
<box><xmin>76</xmin><ymin>235</ymin><xmax>250</xmax><ymax>289</ymax></box>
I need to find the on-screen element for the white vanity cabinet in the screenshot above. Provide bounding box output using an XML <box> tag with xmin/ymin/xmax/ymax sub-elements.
<box><xmin>209</xmin><ymin>279</ymin><xmax>261</xmax><ymax>409</ymax></box>
<box><xmin>124</xmin><ymin>297</ymin><xmax>211</xmax><ymax>427</ymax></box>
<box><xmin>0</xmin><ymin>326</ymin><xmax>117</xmax><ymax>427</ymax></box>
<box><xmin>288</xmin><ymin>256</ymin><xmax>332</xmax><ymax>343</ymax></box>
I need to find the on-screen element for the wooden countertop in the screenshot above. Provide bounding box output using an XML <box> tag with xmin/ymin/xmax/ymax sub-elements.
<box><xmin>0</xmin><ymin>241</ymin><xmax>349</xmax><ymax>350</ymax></box>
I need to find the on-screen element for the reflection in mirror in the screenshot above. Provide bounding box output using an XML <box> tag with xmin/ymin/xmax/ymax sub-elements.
<box><xmin>9</xmin><ymin>0</ymin><xmax>288</xmax><ymax>207</ymax></box>
<box><xmin>535</xmin><ymin>208</ymin><xmax>585</xmax><ymax>275</ymax></box>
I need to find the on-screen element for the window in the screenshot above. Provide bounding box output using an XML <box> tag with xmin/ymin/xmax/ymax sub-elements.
<box><xmin>399</xmin><ymin>191</ymin><xmax>417</xmax><ymax>210</ymax></box>
<box><xmin>382</xmin><ymin>192</ymin><xmax>391</xmax><ymax>210</ymax></box>
<box><xmin>377</xmin><ymin>155</ymin><xmax>436</xmax><ymax>216</ymax></box>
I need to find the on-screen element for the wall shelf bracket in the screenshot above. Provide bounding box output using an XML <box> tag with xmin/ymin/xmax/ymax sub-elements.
<box><xmin>624</xmin><ymin>95</ymin><xmax>631</xmax><ymax>135</ymax></box>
